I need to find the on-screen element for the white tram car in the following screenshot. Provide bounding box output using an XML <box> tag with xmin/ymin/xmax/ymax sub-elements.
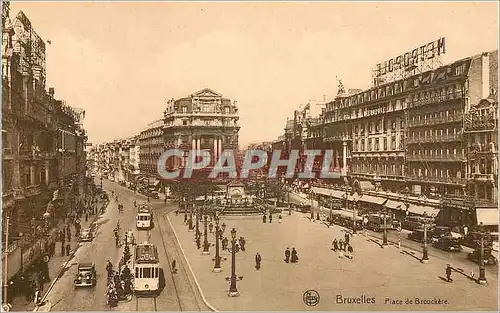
<box><xmin>136</xmin><ymin>205</ymin><xmax>153</xmax><ymax>230</ymax></box>
<box><xmin>133</xmin><ymin>242</ymin><xmax>160</xmax><ymax>294</ymax></box>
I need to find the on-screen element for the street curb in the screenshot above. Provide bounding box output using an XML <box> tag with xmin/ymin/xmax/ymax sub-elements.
<box><xmin>165</xmin><ymin>214</ymin><xmax>219</xmax><ymax>312</ymax></box>
<box><xmin>33</xmin><ymin>200</ymin><xmax>110</xmax><ymax>312</ymax></box>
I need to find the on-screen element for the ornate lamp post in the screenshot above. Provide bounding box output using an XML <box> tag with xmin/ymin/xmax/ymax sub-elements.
<box><xmin>202</xmin><ymin>212</ymin><xmax>210</xmax><ymax>255</ymax></box>
<box><xmin>352</xmin><ymin>197</ymin><xmax>358</xmax><ymax>235</ymax></box>
<box><xmin>421</xmin><ymin>211</ymin><xmax>429</xmax><ymax>263</ymax></box>
<box><xmin>195</xmin><ymin>206</ymin><xmax>200</xmax><ymax>238</ymax></box>
<box><xmin>226</xmin><ymin>228</ymin><xmax>242</xmax><ymax>297</ymax></box>
<box><xmin>382</xmin><ymin>208</ymin><xmax>388</xmax><ymax>247</ymax></box>
<box><xmin>212</xmin><ymin>211</ymin><xmax>226</xmax><ymax>272</ymax></box>
<box><xmin>477</xmin><ymin>222</ymin><xmax>487</xmax><ymax>284</ymax></box>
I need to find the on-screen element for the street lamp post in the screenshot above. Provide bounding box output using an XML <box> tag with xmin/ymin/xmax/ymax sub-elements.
<box><xmin>227</xmin><ymin>228</ymin><xmax>240</xmax><ymax>297</ymax></box>
<box><xmin>382</xmin><ymin>209</ymin><xmax>388</xmax><ymax>247</ymax></box>
<box><xmin>421</xmin><ymin>211</ymin><xmax>429</xmax><ymax>263</ymax></box>
<box><xmin>2</xmin><ymin>217</ymin><xmax>10</xmax><ymax>307</ymax></box>
<box><xmin>213</xmin><ymin>220</ymin><xmax>222</xmax><ymax>272</ymax></box>
<box><xmin>202</xmin><ymin>213</ymin><xmax>210</xmax><ymax>255</ymax></box>
<box><xmin>195</xmin><ymin>206</ymin><xmax>200</xmax><ymax>238</ymax></box>
<box><xmin>478</xmin><ymin>222</ymin><xmax>487</xmax><ymax>284</ymax></box>
<box><xmin>352</xmin><ymin>200</ymin><xmax>358</xmax><ymax>235</ymax></box>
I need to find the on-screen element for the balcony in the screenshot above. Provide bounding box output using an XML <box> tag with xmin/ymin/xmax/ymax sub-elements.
<box><xmin>406</xmin><ymin>154</ymin><xmax>466</xmax><ymax>162</ymax></box>
<box><xmin>471</xmin><ymin>173</ymin><xmax>495</xmax><ymax>182</ymax></box>
<box><xmin>407</xmin><ymin>114</ymin><xmax>463</xmax><ymax>128</ymax></box>
<box><xmin>406</xmin><ymin>133</ymin><xmax>463</xmax><ymax>144</ymax></box>
<box><xmin>323</xmin><ymin>135</ymin><xmax>351</xmax><ymax>143</ymax></box>
<box><xmin>408</xmin><ymin>91</ymin><xmax>464</xmax><ymax>108</ymax></box>
<box><xmin>24</xmin><ymin>184</ymin><xmax>42</xmax><ymax>197</ymax></box>
<box><xmin>464</xmin><ymin>115</ymin><xmax>497</xmax><ymax>132</ymax></box>
<box><xmin>407</xmin><ymin>175</ymin><xmax>467</xmax><ymax>185</ymax></box>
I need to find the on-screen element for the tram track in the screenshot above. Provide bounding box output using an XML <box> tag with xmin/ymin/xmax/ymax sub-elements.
<box><xmin>154</xmin><ymin>207</ymin><xmax>212</xmax><ymax>311</ymax></box>
<box><xmin>135</xmin><ymin>295</ymin><xmax>157</xmax><ymax>311</ymax></box>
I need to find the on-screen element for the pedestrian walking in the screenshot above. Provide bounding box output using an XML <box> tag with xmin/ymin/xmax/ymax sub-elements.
<box><xmin>184</xmin><ymin>213</ymin><xmax>188</xmax><ymax>224</ymax></box>
<box><xmin>255</xmin><ymin>252</ymin><xmax>262</xmax><ymax>270</ymax></box>
<box><xmin>65</xmin><ymin>243</ymin><xmax>71</xmax><ymax>256</ymax></box>
<box><xmin>338</xmin><ymin>239</ymin><xmax>344</xmax><ymax>251</ymax></box>
<box><xmin>209</xmin><ymin>222</ymin><xmax>214</xmax><ymax>233</ymax></box>
<box><xmin>263</xmin><ymin>214</ymin><xmax>267</xmax><ymax>223</ymax></box>
<box><xmin>291</xmin><ymin>248</ymin><xmax>299</xmax><ymax>263</ymax></box>
<box><xmin>347</xmin><ymin>245</ymin><xmax>354</xmax><ymax>259</ymax></box>
<box><xmin>446</xmin><ymin>264</ymin><xmax>453</xmax><ymax>282</ymax></box>
<box><xmin>278</xmin><ymin>214</ymin><xmax>282</xmax><ymax>223</ymax></box>
<box><xmin>60</xmin><ymin>230</ymin><xmax>65</xmax><ymax>243</ymax></box>
<box><xmin>345</xmin><ymin>232</ymin><xmax>350</xmax><ymax>245</ymax></box>
<box><xmin>284</xmin><ymin>247</ymin><xmax>291</xmax><ymax>263</ymax></box>
<box><xmin>239</xmin><ymin>237</ymin><xmax>246</xmax><ymax>251</ymax></box>
<box><xmin>171</xmin><ymin>260</ymin><xmax>177</xmax><ymax>274</ymax></box>
<box><xmin>332</xmin><ymin>238</ymin><xmax>338</xmax><ymax>252</ymax></box>
<box><xmin>269</xmin><ymin>214</ymin><xmax>272</xmax><ymax>223</ymax></box>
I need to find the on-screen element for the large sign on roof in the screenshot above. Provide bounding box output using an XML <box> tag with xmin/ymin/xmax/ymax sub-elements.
<box><xmin>373</xmin><ymin>37</ymin><xmax>446</xmax><ymax>85</ymax></box>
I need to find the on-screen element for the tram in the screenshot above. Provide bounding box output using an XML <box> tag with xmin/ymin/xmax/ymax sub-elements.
<box><xmin>136</xmin><ymin>205</ymin><xmax>153</xmax><ymax>230</ymax></box>
<box><xmin>133</xmin><ymin>242</ymin><xmax>160</xmax><ymax>294</ymax></box>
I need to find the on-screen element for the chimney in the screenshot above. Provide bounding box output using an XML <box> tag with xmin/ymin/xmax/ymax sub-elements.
<box><xmin>49</xmin><ymin>87</ymin><xmax>55</xmax><ymax>97</ymax></box>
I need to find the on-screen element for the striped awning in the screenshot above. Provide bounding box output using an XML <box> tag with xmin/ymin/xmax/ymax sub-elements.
<box><xmin>385</xmin><ymin>200</ymin><xmax>405</xmax><ymax>210</ymax></box>
<box><xmin>408</xmin><ymin>204</ymin><xmax>440</xmax><ymax>217</ymax></box>
<box><xmin>359</xmin><ymin>194</ymin><xmax>387</xmax><ymax>205</ymax></box>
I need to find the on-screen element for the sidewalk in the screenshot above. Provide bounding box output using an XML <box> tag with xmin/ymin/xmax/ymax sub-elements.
<box><xmin>168</xmin><ymin>210</ymin><xmax>498</xmax><ymax>311</ymax></box>
<box><xmin>9</xmin><ymin>198</ymin><xmax>110</xmax><ymax>312</ymax></box>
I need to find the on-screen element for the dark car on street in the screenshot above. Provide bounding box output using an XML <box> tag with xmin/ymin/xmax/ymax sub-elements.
<box><xmin>467</xmin><ymin>248</ymin><xmax>498</xmax><ymax>266</ymax></box>
<box><xmin>408</xmin><ymin>229</ymin><xmax>426</xmax><ymax>243</ymax></box>
<box><xmin>74</xmin><ymin>263</ymin><xmax>97</xmax><ymax>287</ymax></box>
<box><xmin>432</xmin><ymin>237</ymin><xmax>463</xmax><ymax>252</ymax></box>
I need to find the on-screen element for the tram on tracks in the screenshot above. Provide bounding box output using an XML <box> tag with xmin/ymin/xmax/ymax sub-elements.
<box><xmin>136</xmin><ymin>204</ymin><xmax>154</xmax><ymax>230</ymax></box>
<box><xmin>133</xmin><ymin>242</ymin><xmax>160</xmax><ymax>294</ymax></box>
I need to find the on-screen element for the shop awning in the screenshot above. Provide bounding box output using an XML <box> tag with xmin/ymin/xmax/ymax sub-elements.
<box><xmin>347</xmin><ymin>193</ymin><xmax>361</xmax><ymax>202</ymax></box>
<box><xmin>476</xmin><ymin>209</ymin><xmax>499</xmax><ymax>226</ymax></box>
<box><xmin>311</xmin><ymin>187</ymin><xmax>344</xmax><ymax>198</ymax></box>
<box><xmin>359</xmin><ymin>181</ymin><xmax>376</xmax><ymax>191</ymax></box>
<box><xmin>385</xmin><ymin>200</ymin><xmax>405</xmax><ymax>210</ymax></box>
<box><xmin>359</xmin><ymin>194</ymin><xmax>387</xmax><ymax>205</ymax></box>
<box><xmin>408</xmin><ymin>204</ymin><xmax>440</xmax><ymax>217</ymax></box>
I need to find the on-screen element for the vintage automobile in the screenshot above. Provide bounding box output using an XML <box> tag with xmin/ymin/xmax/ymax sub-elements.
<box><xmin>74</xmin><ymin>263</ymin><xmax>97</xmax><ymax>287</ymax></box>
<box><xmin>432</xmin><ymin>236</ymin><xmax>463</xmax><ymax>252</ymax></box>
<box><xmin>79</xmin><ymin>228</ymin><xmax>93</xmax><ymax>242</ymax></box>
<box><xmin>408</xmin><ymin>229</ymin><xmax>426</xmax><ymax>243</ymax></box>
<box><xmin>467</xmin><ymin>248</ymin><xmax>498</xmax><ymax>266</ymax></box>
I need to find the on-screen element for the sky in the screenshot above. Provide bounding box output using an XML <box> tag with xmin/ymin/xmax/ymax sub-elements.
<box><xmin>8</xmin><ymin>1</ymin><xmax>499</xmax><ymax>147</ymax></box>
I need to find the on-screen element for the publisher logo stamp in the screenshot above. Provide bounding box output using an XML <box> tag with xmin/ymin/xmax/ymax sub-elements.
<box><xmin>303</xmin><ymin>289</ymin><xmax>320</xmax><ymax>306</ymax></box>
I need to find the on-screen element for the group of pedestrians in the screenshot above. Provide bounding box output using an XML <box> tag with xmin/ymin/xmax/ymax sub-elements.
<box><xmin>284</xmin><ymin>247</ymin><xmax>299</xmax><ymax>263</ymax></box>
<box><xmin>331</xmin><ymin>232</ymin><xmax>354</xmax><ymax>259</ymax></box>
<box><xmin>262</xmin><ymin>213</ymin><xmax>283</xmax><ymax>224</ymax></box>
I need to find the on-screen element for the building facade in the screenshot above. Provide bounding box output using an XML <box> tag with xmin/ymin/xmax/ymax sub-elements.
<box><xmin>139</xmin><ymin>119</ymin><xmax>164</xmax><ymax>187</ymax></box>
<box><xmin>2</xmin><ymin>4</ymin><xmax>87</xmax><ymax>282</ymax></box>
<box><xmin>163</xmin><ymin>88</ymin><xmax>240</xmax><ymax>181</ymax></box>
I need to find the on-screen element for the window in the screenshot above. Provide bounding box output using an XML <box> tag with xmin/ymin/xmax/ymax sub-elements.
<box><xmin>455</xmin><ymin>64</ymin><xmax>465</xmax><ymax>76</ymax></box>
<box><xmin>182</xmin><ymin>106</ymin><xmax>187</xmax><ymax>113</ymax></box>
<box><xmin>375</xmin><ymin>138</ymin><xmax>379</xmax><ymax>151</ymax></box>
<box><xmin>182</xmin><ymin>120</ymin><xmax>188</xmax><ymax>126</ymax></box>
<box><xmin>383</xmin><ymin>138</ymin><xmax>387</xmax><ymax>150</ymax></box>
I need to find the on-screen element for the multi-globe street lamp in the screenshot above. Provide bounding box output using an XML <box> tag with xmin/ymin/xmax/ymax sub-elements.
<box><xmin>226</xmin><ymin>228</ymin><xmax>242</xmax><ymax>297</ymax></box>
<box><xmin>202</xmin><ymin>213</ymin><xmax>210</xmax><ymax>255</ymax></box>
<box><xmin>477</xmin><ymin>222</ymin><xmax>488</xmax><ymax>284</ymax></box>
<box><xmin>421</xmin><ymin>211</ymin><xmax>430</xmax><ymax>263</ymax></box>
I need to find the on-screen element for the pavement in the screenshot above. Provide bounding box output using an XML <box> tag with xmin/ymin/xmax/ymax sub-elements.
<box><xmin>168</xmin><ymin>207</ymin><xmax>499</xmax><ymax>311</ymax></box>
<box><xmin>9</xmin><ymin>196</ymin><xmax>109</xmax><ymax>312</ymax></box>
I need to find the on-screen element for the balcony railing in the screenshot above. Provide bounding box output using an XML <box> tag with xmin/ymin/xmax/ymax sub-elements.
<box><xmin>408</xmin><ymin>91</ymin><xmax>464</xmax><ymax>108</ymax></box>
<box><xmin>464</xmin><ymin>115</ymin><xmax>497</xmax><ymax>132</ymax></box>
<box><xmin>471</xmin><ymin>173</ymin><xmax>495</xmax><ymax>181</ymax></box>
<box><xmin>323</xmin><ymin>135</ymin><xmax>351</xmax><ymax>142</ymax></box>
<box><xmin>408</xmin><ymin>114</ymin><xmax>463</xmax><ymax>127</ymax></box>
<box><xmin>24</xmin><ymin>184</ymin><xmax>42</xmax><ymax>197</ymax></box>
<box><xmin>407</xmin><ymin>175</ymin><xmax>467</xmax><ymax>185</ymax></box>
<box><xmin>406</xmin><ymin>154</ymin><xmax>466</xmax><ymax>162</ymax></box>
<box><xmin>406</xmin><ymin>133</ymin><xmax>463</xmax><ymax>144</ymax></box>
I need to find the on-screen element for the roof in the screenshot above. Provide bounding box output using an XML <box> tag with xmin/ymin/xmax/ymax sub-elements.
<box><xmin>78</xmin><ymin>262</ymin><xmax>94</xmax><ymax>268</ymax></box>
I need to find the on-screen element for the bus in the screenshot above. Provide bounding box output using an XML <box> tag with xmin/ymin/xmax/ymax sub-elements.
<box><xmin>133</xmin><ymin>242</ymin><xmax>161</xmax><ymax>294</ymax></box>
<box><xmin>136</xmin><ymin>205</ymin><xmax>153</xmax><ymax>230</ymax></box>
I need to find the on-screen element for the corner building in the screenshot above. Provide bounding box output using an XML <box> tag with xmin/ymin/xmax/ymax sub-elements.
<box><xmin>163</xmin><ymin>88</ymin><xmax>240</xmax><ymax>181</ymax></box>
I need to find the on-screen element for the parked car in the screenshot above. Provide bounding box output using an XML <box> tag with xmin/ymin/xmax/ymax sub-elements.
<box><xmin>467</xmin><ymin>248</ymin><xmax>498</xmax><ymax>266</ymax></box>
<box><xmin>430</xmin><ymin>226</ymin><xmax>451</xmax><ymax>243</ymax></box>
<box><xmin>432</xmin><ymin>237</ymin><xmax>463</xmax><ymax>252</ymax></box>
<box><xmin>79</xmin><ymin>228</ymin><xmax>93</xmax><ymax>242</ymax></box>
<box><xmin>74</xmin><ymin>263</ymin><xmax>97</xmax><ymax>287</ymax></box>
<box><xmin>408</xmin><ymin>229</ymin><xmax>426</xmax><ymax>243</ymax></box>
